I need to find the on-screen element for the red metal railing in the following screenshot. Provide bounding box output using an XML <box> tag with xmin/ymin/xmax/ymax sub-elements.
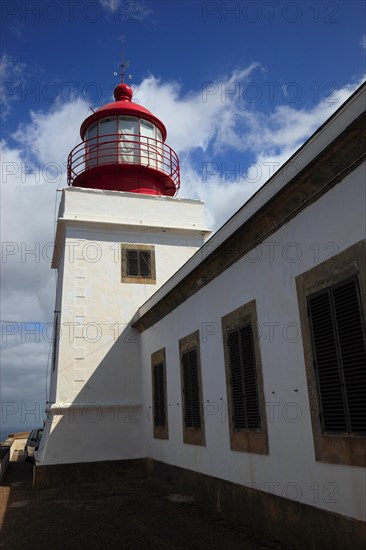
<box><xmin>67</xmin><ymin>133</ymin><xmax>180</xmax><ymax>193</ymax></box>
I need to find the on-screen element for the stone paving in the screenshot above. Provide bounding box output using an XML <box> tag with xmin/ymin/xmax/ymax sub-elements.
<box><xmin>0</xmin><ymin>453</ymin><xmax>295</xmax><ymax>550</ymax></box>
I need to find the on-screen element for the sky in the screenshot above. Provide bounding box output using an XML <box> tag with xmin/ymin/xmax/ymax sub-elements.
<box><xmin>0</xmin><ymin>0</ymin><xmax>365</xmax><ymax>439</ymax></box>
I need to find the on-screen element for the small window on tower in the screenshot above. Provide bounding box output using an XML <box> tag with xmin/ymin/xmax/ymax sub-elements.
<box><xmin>121</xmin><ymin>244</ymin><xmax>156</xmax><ymax>284</ymax></box>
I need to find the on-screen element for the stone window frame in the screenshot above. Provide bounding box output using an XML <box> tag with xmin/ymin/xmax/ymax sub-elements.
<box><xmin>179</xmin><ymin>330</ymin><xmax>206</xmax><ymax>447</ymax></box>
<box><xmin>221</xmin><ymin>300</ymin><xmax>268</xmax><ymax>455</ymax></box>
<box><xmin>151</xmin><ymin>348</ymin><xmax>169</xmax><ymax>440</ymax></box>
<box><xmin>296</xmin><ymin>240</ymin><xmax>366</xmax><ymax>467</ymax></box>
<box><xmin>121</xmin><ymin>244</ymin><xmax>156</xmax><ymax>284</ymax></box>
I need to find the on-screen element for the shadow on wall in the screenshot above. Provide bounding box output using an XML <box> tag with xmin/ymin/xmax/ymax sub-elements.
<box><xmin>35</xmin><ymin>322</ymin><xmax>146</xmax><ymax>482</ymax></box>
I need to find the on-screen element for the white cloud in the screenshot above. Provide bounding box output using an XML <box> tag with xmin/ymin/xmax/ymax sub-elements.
<box><xmin>0</xmin><ymin>54</ymin><xmax>25</xmax><ymax>85</ymax></box>
<box><xmin>0</xmin><ymin>54</ymin><xmax>26</xmax><ymax>119</ymax></box>
<box><xmin>1</xmin><ymin>338</ymin><xmax>50</xmax><ymax>401</ymax></box>
<box><xmin>136</xmin><ymin>69</ymin><xmax>365</xmax><ymax>226</ymax></box>
<box><xmin>360</xmin><ymin>35</ymin><xmax>366</xmax><ymax>50</ymax></box>
<box><xmin>1</xmin><ymin>66</ymin><xmax>364</xmax><ymax>437</ymax></box>
<box><xmin>99</xmin><ymin>0</ymin><xmax>152</xmax><ymax>20</ymax></box>
<box><xmin>1</xmin><ymin>101</ymin><xmax>88</xmax><ymax>437</ymax></box>
<box><xmin>1</xmin><ymin>96</ymin><xmax>88</xmax><ymax>327</ymax></box>
<box><xmin>136</xmin><ymin>64</ymin><xmax>261</xmax><ymax>154</ymax></box>
<box><xmin>99</xmin><ymin>0</ymin><xmax>119</xmax><ymax>12</ymax></box>
<box><xmin>0</xmin><ymin>140</ymin><xmax>58</xmax><ymax>382</ymax></box>
<box><xmin>1</xmin><ymin>336</ymin><xmax>50</xmax><ymax>437</ymax></box>
<box><xmin>12</xmin><ymin>97</ymin><xmax>90</xmax><ymax>166</ymax></box>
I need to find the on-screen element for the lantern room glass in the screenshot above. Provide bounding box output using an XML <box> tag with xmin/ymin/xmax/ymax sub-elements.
<box><xmin>118</xmin><ymin>117</ymin><xmax>139</xmax><ymax>164</ymax></box>
<box><xmin>84</xmin><ymin>116</ymin><xmax>163</xmax><ymax>170</ymax></box>
<box><xmin>99</xmin><ymin>117</ymin><xmax>117</xmax><ymax>165</ymax></box>
<box><xmin>140</xmin><ymin>120</ymin><xmax>155</xmax><ymax>168</ymax></box>
<box><xmin>85</xmin><ymin>122</ymin><xmax>98</xmax><ymax>169</ymax></box>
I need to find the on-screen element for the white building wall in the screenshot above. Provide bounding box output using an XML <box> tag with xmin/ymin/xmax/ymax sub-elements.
<box><xmin>39</xmin><ymin>188</ymin><xmax>210</xmax><ymax>465</ymax></box>
<box><xmin>140</xmin><ymin>163</ymin><xmax>366</xmax><ymax>521</ymax></box>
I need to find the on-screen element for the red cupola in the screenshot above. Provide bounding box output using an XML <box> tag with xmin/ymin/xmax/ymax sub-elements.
<box><xmin>67</xmin><ymin>82</ymin><xmax>180</xmax><ymax>196</ymax></box>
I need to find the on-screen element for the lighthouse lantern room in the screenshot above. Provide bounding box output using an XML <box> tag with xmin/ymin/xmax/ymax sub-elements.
<box><xmin>67</xmin><ymin>82</ymin><xmax>180</xmax><ymax>196</ymax></box>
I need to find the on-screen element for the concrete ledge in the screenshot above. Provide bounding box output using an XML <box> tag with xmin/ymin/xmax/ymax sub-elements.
<box><xmin>34</xmin><ymin>458</ymin><xmax>148</xmax><ymax>488</ymax></box>
<box><xmin>147</xmin><ymin>459</ymin><xmax>366</xmax><ymax>550</ymax></box>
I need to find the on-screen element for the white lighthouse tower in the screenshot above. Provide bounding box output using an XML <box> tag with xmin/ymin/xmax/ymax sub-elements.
<box><xmin>37</xmin><ymin>74</ymin><xmax>210</xmax><ymax>478</ymax></box>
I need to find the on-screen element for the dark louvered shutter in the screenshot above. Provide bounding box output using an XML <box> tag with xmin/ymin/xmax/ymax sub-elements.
<box><xmin>126</xmin><ymin>250</ymin><xmax>151</xmax><ymax>277</ymax></box>
<box><xmin>308</xmin><ymin>290</ymin><xmax>346</xmax><ymax>432</ymax></box>
<box><xmin>228</xmin><ymin>324</ymin><xmax>260</xmax><ymax>430</ymax></box>
<box><xmin>182</xmin><ymin>349</ymin><xmax>201</xmax><ymax>428</ymax></box>
<box><xmin>153</xmin><ymin>363</ymin><xmax>166</xmax><ymax>427</ymax></box>
<box><xmin>127</xmin><ymin>250</ymin><xmax>139</xmax><ymax>276</ymax></box>
<box><xmin>240</xmin><ymin>325</ymin><xmax>260</xmax><ymax>428</ymax></box>
<box><xmin>308</xmin><ymin>276</ymin><xmax>366</xmax><ymax>435</ymax></box>
<box><xmin>228</xmin><ymin>330</ymin><xmax>244</xmax><ymax>428</ymax></box>
<box><xmin>139</xmin><ymin>250</ymin><xmax>151</xmax><ymax>277</ymax></box>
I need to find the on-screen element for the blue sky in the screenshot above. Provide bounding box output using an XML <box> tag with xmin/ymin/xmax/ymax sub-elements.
<box><xmin>2</xmin><ymin>1</ymin><xmax>365</xmax><ymax>134</ymax></box>
<box><xmin>1</xmin><ymin>0</ymin><xmax>365</xmax><ymax>438</ymax></box>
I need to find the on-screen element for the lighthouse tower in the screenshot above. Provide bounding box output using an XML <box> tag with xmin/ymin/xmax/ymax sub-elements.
<box><xmin>37</xmin><ymin>75</ymin><xmax>210</xmax><ymax>477</ymax></box>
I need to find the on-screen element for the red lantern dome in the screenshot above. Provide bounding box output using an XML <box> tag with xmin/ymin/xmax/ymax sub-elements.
<box><xmin>67</xmin><ymin>82</ymin><xmax>180</xmax><ymax>196</ymax></box>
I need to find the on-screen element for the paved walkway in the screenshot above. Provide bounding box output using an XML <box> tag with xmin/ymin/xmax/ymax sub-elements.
<box><xmin>2</xmin><ymin>448</ymin><xmax>33</xmax><ymax>483</ymax></box>
<box><xmin>0</xmin><ymin>456</ymin><xmax>295</xmax><ymax>550</ymax></box>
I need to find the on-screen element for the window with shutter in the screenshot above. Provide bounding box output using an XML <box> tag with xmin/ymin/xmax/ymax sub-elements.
<box><xmin>153</xmin><ymin>363</ymin><xmax>166</xmax><ymax>427</ymax></box>
<box><xmin>151</xmin><ymin>349</ymin><xmax>168</xmax><ymax>439</ymax></box>
<box><xmin>296</xmin><ymin>239</ymin><xmax>366</xmax><ymax>467</ymax></box>
<box><xmin>179</xmin><ymin>331</ymin><xmax>205</xmax><ymax>446</ymax></box>
<box><xmin>139</xmin><ymin>250</ymin><xmax>151</xmax><ymax>278</ymax></box>
<box><xmin>227</xmin><ymin>324</ymin><xmax>261</xmax><ymax>431</ymax></box>
<box><xmin>307</xmin><ymin>276</ymin><xmax>366</xmax><ymax>436</ymax></box>
<box><xmin>126</xmin><ymin>250</ymin><xmax>139</xmax><ymax>276</ymax></box>
<box><xmin>182</xmin><ymin>348</ymin><xmax>201</xmax><ymax>429</ymax></box>
<box><xmin>222</xmin><ymin>301</ymin><xmax>268</xmax><ymax>454</ymax></box>
<box><xmin>121</xmin><ymin>244</ymin><xmax>156</xmax><ymax>283</ymax></box>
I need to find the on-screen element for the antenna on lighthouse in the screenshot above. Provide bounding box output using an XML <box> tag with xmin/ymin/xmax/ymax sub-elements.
<box><xmin>114</xmin><ymin>39</ymin><xmax>133</xmax><ymax>83</ymax></box>
<box><xmin>113</xmin><ymin>40</ymin><xmax>131</xmax><ymax>83</ymax></box>
<box><xmin>121</xmin><ymin>41</ymin><xmax>126</xmax><ymax>83</ymax></box>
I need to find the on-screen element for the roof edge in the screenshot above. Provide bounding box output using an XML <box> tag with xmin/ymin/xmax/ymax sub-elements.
<box><xmin>132</xmin><ymin>82</ymin><xmax>366</xmax><ymax>331</ymax></box>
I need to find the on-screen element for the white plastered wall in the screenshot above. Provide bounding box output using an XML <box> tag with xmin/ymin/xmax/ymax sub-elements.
<box><xmin>140</xmin><ymin>163</ymin><xmax>366</xmax><ymax>521</ymax></box>
<box><xmin>38</xmin><ymin>188</ymin><xmax>210</xmax><ymax>465</ymax></box>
